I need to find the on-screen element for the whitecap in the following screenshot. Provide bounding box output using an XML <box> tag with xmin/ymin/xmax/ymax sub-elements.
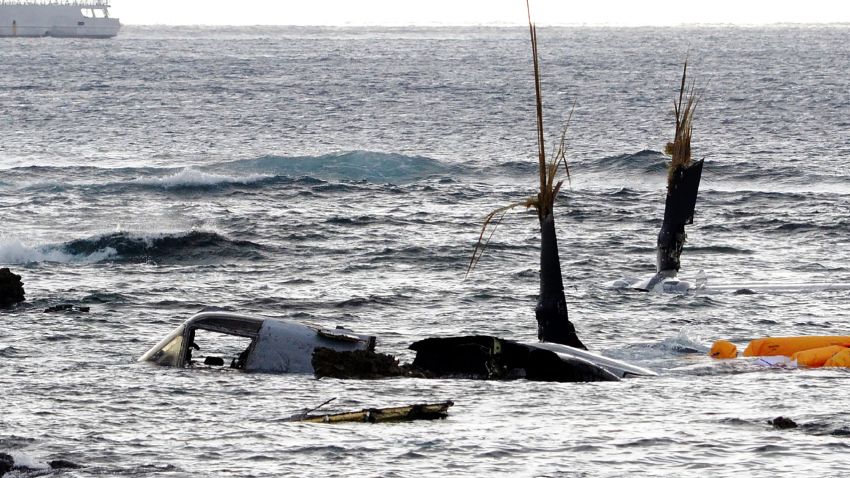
<box><xmin>132</xmin><ymin>168</ymin><xmax>269</xmax><ymax>188</ymax></box>
<box><xmin>10</xmin><ymin>451</ymin><xmax>49</xmax><ymax>471</ymax></box>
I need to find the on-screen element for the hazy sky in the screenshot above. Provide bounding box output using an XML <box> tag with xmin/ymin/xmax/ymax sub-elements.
<box><xmin>110</xmin><ymin>0</ymin><xmax>850</xmax><ymax>26</ymax></box>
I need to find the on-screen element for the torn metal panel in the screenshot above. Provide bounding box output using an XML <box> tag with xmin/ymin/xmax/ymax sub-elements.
<box><xmin>409</xmin><ymin>336</ymin><xmax>621</xmax><ymax>382</ymax></box>
<box><xmin>245</xmin><ymin>319</ymin><xmax>373</xmax><ymax>373</ymax></box>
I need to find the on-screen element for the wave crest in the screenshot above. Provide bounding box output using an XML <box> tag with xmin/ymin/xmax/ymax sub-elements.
<box><xmin>222</xmin><ymin>150</ymin><xmax>450</xmax><ymax>183</ymax></box>
<box><xmin>0</xmin><ymin>231</ymin><xmax>265</xmax><ymax>265</ymax></box>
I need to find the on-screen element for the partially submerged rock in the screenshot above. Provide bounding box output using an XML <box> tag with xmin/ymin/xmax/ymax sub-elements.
<box><xmin>43</xmin><ymin>304</ymin><xmax>90</xmax><ymax>313</ymax></box>
<box><xmin>0</xmin><ymin>452</ymin><xmax>81</xmax><ymax>476</ymax></box>
<box><xmin>48</xmin><ymin>459</ymin><xmax>82</xmax><ymax>469</ymax></box>
<box><xmin>769</xmin><ymin>416</ymin><xmax>798</xmax><ymax>430</ymax></box>
<box><xmin>0</xmin><ymin>268</ymin><xmax>25</xmax><ymax>308</ymax></box>
<box><xmin>0</xmin><ymin>453</ymin><xmax>12</xmax><ymax>477</ymax></box>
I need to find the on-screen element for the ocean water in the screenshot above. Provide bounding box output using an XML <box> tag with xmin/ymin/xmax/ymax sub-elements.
<box><xmin>2</xmin><ymin>25</ymin><xmax>850</xmax><ymax>476</ymax></box>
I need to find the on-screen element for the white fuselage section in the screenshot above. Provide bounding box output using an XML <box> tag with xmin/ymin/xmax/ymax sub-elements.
<box><xmin>0</xmin><ymin>3</ymin><xmax>120</xmax><ymax>38</ymax></box>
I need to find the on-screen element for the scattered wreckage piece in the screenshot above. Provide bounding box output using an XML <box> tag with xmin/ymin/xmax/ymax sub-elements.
<box><xmin>0</xmin><ymin>268</ymin><xmax>25</xmax><ymax>308</ymax></box>
<box><xmin>632</xmin><ymin>61</ymin><xmax>705</xmax><ymax>293</ymax></box>
<box><xmin>409</xmin><ymin>336</ymin><xmax>620</xmax><ymax>382</ymax></box>
<box><xmin>139</xmin><ymin>312</ymin><xmax>375</xmax><ymax>373</ymax></box>
<box><xmin>311</xmin><ymin>337</ymin><xmax>658</xmax><ymax>382</ymax></box>
<box><xmin>289</xmin><ymin>401</ymin><xmax>454</xmax><ymax>423</ymax></box>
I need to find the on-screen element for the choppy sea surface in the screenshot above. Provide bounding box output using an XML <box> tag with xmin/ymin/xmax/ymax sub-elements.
<box><xmin>2</xmin><ymin>25</ymin><xmax>850</xmax><ymax>476</ymax></box>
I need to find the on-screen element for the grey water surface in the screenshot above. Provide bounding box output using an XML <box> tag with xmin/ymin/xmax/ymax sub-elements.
<box><xmin>1</xmin><ymin>25</ymin><xmax>850</xmax><ymax>476</ymax></box>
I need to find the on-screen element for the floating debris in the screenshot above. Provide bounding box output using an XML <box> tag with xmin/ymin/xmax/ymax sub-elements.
<box><xmin>288</xmin><ymin>401</ymin><xmax>454</xmax><ymax>423</ymax></box>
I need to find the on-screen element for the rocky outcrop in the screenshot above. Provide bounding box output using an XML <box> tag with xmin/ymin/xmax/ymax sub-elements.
<box><xmin>769</xmin><ymin>416</ymin><xmax>798</xmax><ymax>430</ymax></box>
<box><xmin>0</xmin><ymin>268</ymin><xmax>25</xmax><ymax>307</ymax></box>
<box><xmin>0</xmin><ymin>453</ymin><xmax>12</xmax><ymax>476</ymax></box>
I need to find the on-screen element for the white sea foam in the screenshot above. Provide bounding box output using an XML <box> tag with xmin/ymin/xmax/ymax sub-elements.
<box><xmin>10</xmin><ymin>451</ymin><xmax>49</xmax><ymax>470</ymax></box>
<box><xmin>0</xmin><ymin>238</ymin><xmax>117</xmax><ymax>264</ymax></box>
<box><xmin>132</xmin><ymin>168</ymin><xmax>269</xmax><ymax>188</ymax></box>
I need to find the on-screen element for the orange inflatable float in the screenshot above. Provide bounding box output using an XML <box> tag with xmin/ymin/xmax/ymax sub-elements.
<box><xmin>710</xmin><ymin>336</ymin><xmax>850</xmax><ymax>369</ymax></box>
<box><xmin>824</xmin><ymin>348</ymin><xmax>850</xmax><ymax>368</ymax></box>
<box><xmin>792</xmin><ymin>345</ymin><xmax>848</xmax><ymax>367</ymax></box>
<box><xmin>743</xmin><ymin>336</ymin><xmax>850</xmax><ymax>358</ymax></box>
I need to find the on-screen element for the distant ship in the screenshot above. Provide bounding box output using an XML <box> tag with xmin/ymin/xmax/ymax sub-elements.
<box><xmin>0</xmin><ymin>0</ymin><xmax>120</xmax><ymax>38</ymax></box>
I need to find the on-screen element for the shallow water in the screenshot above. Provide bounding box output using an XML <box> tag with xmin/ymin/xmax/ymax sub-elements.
<box><xmin>2</xmin><ymin>25</ymin><xmax>850</xmax><ymax>476</ymax></box>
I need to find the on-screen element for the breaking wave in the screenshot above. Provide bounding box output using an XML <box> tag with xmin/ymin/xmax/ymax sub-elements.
<box><xmin>0</xmin><ymin>237</ymin><xmax>118</xmax><ymax>264</ymax></box>
<box><xmin>7</xmin><ymin>151</ymin><xmax>453</xmax><ymax>195</ymax></box>
<box><xmin>0</xmin><ymin>231</ymin><xmax>265</xmax><ymax>265</ymax></box>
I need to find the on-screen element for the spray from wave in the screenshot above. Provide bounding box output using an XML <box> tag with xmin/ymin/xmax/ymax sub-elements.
<box><xmin>0</xmin><ymin>238</ymin><xmax>117</xmax><ymax>264</ymax></box>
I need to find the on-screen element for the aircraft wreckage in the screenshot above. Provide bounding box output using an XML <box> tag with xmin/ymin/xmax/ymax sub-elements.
<box><xmin>140</xmin><ymin>3</ymin><xmax>655</xmax><ymax>383</ymax></box>
<box><xmin>139</xmin><ymin>311</ymin><xmax>654</xmax><ymax>381</ymax></box>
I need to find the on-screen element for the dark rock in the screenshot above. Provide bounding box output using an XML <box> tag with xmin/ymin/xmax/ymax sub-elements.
<box><xmin>43</xmin><ymin>304</ymin><xmax>90</xmax><ymax>313</ymax></box>
<box><xmin>769</xmin><ymin>416</ymin><xmax>798</xmax><ymax>429</ymax></box>
<box><xmin>0</xmin><ymin>453</ymin><xmax>13</xmax><ymax>476</ymax></box>
<box><xmin>312</xmin><ymin>348</ymin><xmax>423</xmax><ymax>379</ymax></box>
<box><xmin>0</xmin><ymin>452</ymin><xmax>81</xmax><ymax>476</ymax></box>
<box><xmin>0</xmin><ymin>268</ymin><xmax>25</xmax><ymax>308</ymax></box>
<box><xmin>44</xmin><ymin>304</ymin><xmax>74</xmax><ymax>313</ymax></box>
<box><xmin>48</xmin><ymin>459</ymin><xmax>82</xmax><ymax>469</ymax></box>
<box><xmin>734</xmin><ymin>288</ymin><xmax>756</xmax><ymax>295</ymax></box>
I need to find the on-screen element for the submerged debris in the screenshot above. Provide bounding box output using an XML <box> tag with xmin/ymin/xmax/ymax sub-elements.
<box><xmin>312</xmin><ymin>336</ymin><xmax>620</xmax><ymax>382</ymax></box>
<box><xmin>289</xmin><ymin>401</ymin><xmax>454</xmax><ymax>423</ymax></box>
<box><xmin>0</xmin><ymin>268</ymin><xmax>25</xmax><ymax>308</ymax></box>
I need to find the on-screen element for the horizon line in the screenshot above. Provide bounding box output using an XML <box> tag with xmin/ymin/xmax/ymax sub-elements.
<box><xmin>118</xmin><ymin>21</ymin><xmax>850</xmax><ymax>28</ymax></box>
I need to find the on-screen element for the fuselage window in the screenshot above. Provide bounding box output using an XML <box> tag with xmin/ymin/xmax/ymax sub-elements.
<box><xmin>187</xmin><ymin>328</ymin><xmax>254</xmax><ymax>370</ymax></box>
